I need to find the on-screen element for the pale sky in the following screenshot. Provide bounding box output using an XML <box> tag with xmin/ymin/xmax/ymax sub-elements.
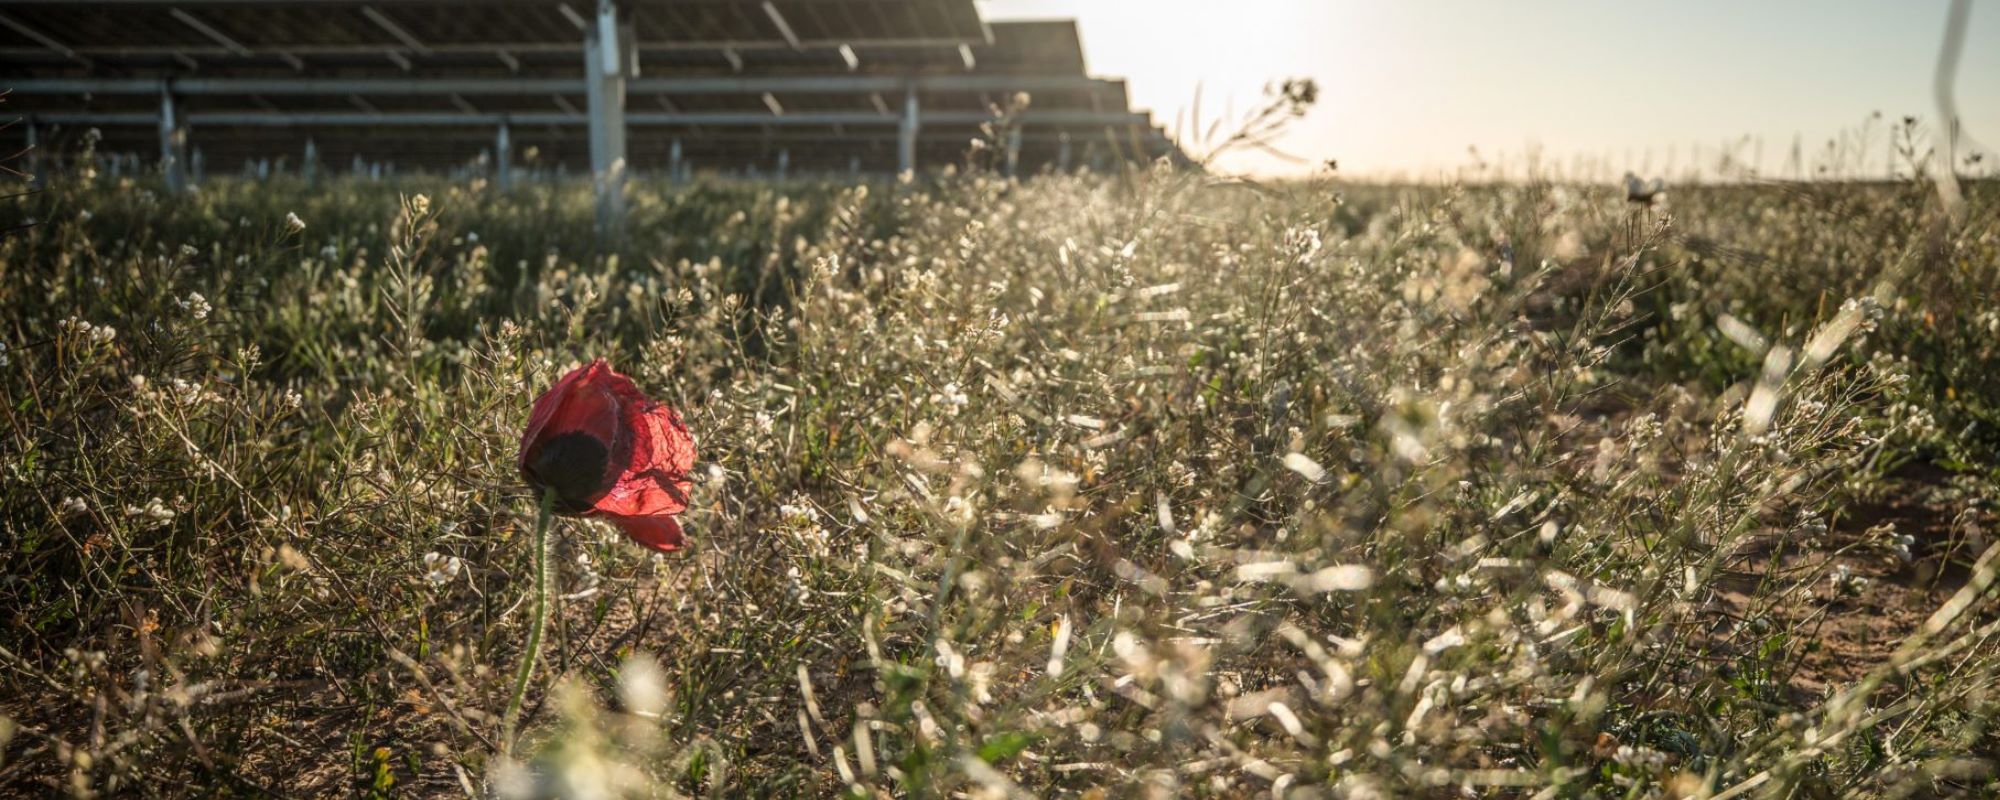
<box><xmin>979</xmin><ymin>0</ymin><xmax>2000</xmax><ymax>180</ymax></box>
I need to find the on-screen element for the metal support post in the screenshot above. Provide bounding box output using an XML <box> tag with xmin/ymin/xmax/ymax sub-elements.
<box><xmin>159</xmin><ymin>84</ymin><xmax>188</xmax><ymax>193</ymax></box>
<box><xmin>897</xmin><ymin>81</ymin><xmax>920</xmax><ymax>179</ymax></box>
<box><xmin>495</xmin><ymin>120</ymin><xmax>513</xmax><ymax>190</ymax></box>
<box><xmin>585</xmin><ymin>0</ymin><xmax>629</xmax><ymax>241</ymax></box>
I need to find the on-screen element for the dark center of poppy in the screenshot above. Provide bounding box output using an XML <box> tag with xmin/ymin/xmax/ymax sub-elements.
<box><xmin>526</xmin><ymin>431</ymin><xmax>612</xmax><ymax>513</ymax></box>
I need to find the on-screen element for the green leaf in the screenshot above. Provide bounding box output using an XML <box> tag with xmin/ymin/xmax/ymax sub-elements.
<box><xmin>977</xmin><ymin>731</ymin><xmax>1036</xmax><ymax>764</ymax></box>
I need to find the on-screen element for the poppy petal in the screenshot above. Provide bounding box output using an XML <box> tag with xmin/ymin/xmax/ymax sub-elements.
<box><xmin>519</xmin><ymin>360</ymin><xmax>598</xmax><ymax>462</ymax></box>
<box><xmin>597</xmin><ymin>512</ymin><xmax>685</xmax><ymax>552</ymax></box>
<box><xmin>595</xmin><ymin>402</ymin><xmax>695</xmax><ymax>518</ymax></box>
<box><xmin>519</xmin><ymin>361</ymin><xmax>631</xmax><ymax>499</ymax></box>
<box><xmin>546</xmin><ymin>376</ymin><xmax>624</xmax><ymax>448</ymax></box>
<box><xmin>520</xmin><ymin>361</ymin><xmax>622</xmax><ymax>462</ymax></box>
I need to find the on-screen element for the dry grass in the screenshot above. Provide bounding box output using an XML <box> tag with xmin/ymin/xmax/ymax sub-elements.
<box><xmin>1</xmin><ymin>161</ymin><xmax>1997</xmax><ymax>797</ymax></box>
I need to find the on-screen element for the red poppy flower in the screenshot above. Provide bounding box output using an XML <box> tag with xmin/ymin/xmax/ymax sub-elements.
<box><xmin>518</xmin><ymin>360</ymin><xmax>696</xmax><ymax>551</ymax></box>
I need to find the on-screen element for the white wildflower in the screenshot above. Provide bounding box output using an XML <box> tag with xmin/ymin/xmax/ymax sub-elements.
<box><xmin>932</xmin><ymin>382</ymin><xmax>969</xmax><ymax>413</ymax></box>
<box><xmin>1829</xmin><ymin>564</ymin><xmax>1867</xmax><ymax>596</ymax></box>
<box><xmin>169</xmin><ymin>378</ymin><xmax>206</xmax><ymax>405</ymax></box>
<box><xmin>179</xmin><ymin>292</ymin><xmax>212</xmax><ymax>320</ymax></box>
<box><xmin>125</xmin><ymin>497</ymin><xmax>176</xmax><ymax>522</ymax></box>
<box><xmin>779</xmin><ymin>499</ymin><xmax>819</xmax><ymax>524</ymax></box>
<box><xmin>422</xmin><ymin>551</ymin><xmax>463</xmax><ymax>586</ymax></box>
<box><xmin>1840</xmin><ymin>296</ymin><xmax>1883</xmax><ymax>334</ymax></box>
<box><xmin>567</xmin><ymin>550</ymin><xmax>602</xmax><ymax>598</ymax></box>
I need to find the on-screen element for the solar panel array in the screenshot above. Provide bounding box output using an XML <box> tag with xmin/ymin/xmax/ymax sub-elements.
<box><xmin>3</xmin><ymin>1</ymin><xmax>1182</xmax><ymax>184</ymax></box>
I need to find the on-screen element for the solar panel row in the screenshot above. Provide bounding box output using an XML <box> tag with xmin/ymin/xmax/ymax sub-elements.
<box><xmin>2</xmin><ymin>0</ymin><xmax>1184</xmax><ymax>208</ymax></box>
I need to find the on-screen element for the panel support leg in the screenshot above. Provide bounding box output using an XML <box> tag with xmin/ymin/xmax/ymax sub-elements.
<box><xmin>159</xmin><ymin>85</ymin><xmax>188</xmax><ymax>193</ymax></box>
<box><xmin>23</xmin><ymin>117</ymin><xmax>39</xmax><ymax>188</ymax></box>
<box><xmin>897</xmin><ymin>81</ymin><xmax>920</xmax><ymax>180</ymax></box>
<box><xmin>495</xmin><ymin>120</ymin><xmax>513</xmax><ymax>190</ymax></box>
<box><xmin>585</xmin><ymin>0</ymin><xmax>629</xmax><ymax>242</ymax></box>
<box><xmin>1004</xmin><ymin>126</ymin><xmax>1022</xmax><ymax>178</ymax></box>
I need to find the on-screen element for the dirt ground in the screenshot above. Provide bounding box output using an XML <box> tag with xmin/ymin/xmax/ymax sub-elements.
<box><xmin>1715</xmin><ymin>465</ymin><xmax>1995</xmax><ymax>699</ymax></box>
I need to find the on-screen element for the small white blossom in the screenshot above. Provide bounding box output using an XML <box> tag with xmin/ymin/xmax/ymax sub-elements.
<box><xmin>125</xmin><ymin>497</ymin><xmax>176</xmax><ymax>522</ymax></box>
<box><xmin>567</xmin><ymin>550</ymin><xmax>603</xmax><ymax>598</ymax></box>
<box><xmin>931</xmin><ymin>382</ymin><xmax>969</xmax><ymax>414</ymax></box>
<box><xmin>284</xmin><ymin>212</ymin><xmax>306</xmax><ymax>233</ymax></box>
<box><xmin>1872</xmin><ymin>523</ymin><xmax>1917</xmax><ymax>563</ymax></box>
<box><xmin>179</xmin><ymin>292</ymin><xmax>212</xmax><ymax>320</ymax></box>
<box><xmin>779</xmin><ymin>499</ymin><xmax>819</xmax><ymax>524</ymax></box>
<box><xmin>168</xmin><ymin>378</ymin><xmax>208</xmax><ymax>406</ymax></box>
<box><xmin>422</xmin><ymin>551</ymin><xmax>463</xmax><ymax>586</ymax></box>
<box><xmin>1830</xmin><ymin>564</ymin><xmax>1868</xmax><ymax>596</ymax></box>
<box><xmin>1839</xmin><ymin>296</ymin><xmax>1884</xmax><ymax>334</ymax></box>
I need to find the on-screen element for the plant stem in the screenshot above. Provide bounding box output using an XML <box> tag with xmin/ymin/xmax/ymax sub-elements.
<box><xmin>502</xmin><ymin>487</ymin><xmax>557</xmax><ymax>757</ymax></box>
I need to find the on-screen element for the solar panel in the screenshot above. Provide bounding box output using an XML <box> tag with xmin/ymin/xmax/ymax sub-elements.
<box><xmin>0</xmin><ymin>1</ymin><xmax>988</xmax><ymax>74</ymax></box>
<box><xmin>2</xmin><ymin>1</ymin><xmax>1186</xmax><ymax>207</ymax></box>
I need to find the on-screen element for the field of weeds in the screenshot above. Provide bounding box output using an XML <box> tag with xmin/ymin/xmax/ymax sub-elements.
<box><xmin>2</xmin><ymin>165</ymin><xmax>1998</xmax><ymax>797</ymax></box>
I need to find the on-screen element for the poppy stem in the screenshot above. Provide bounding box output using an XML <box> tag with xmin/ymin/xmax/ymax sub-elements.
<box><xmin>502</xmin><ymin>486</ymin><xmax>558</xmax><ymax>757</ymax></box>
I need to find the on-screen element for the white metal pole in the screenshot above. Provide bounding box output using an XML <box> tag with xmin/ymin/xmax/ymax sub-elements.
<box><xmin>495</xmin><ymin>120</ymin><xmax>513</xmax><ymax>190</ymax></box>
<box><xmin>585</xmin><ymin>0</ymin><xmax>629</xmax><ymax>241</ymax></box>
<box><xmin>23</xmin><ymin>118</ymin><xmax>39</xmax><ymax>187</ymax></box>
<box><xmin>159</xmin><ymin>85</ymin><xmax>188</xmax><ymax>193</ymax></box>
<box><xmin>898</xmin><ymin>81</ymin><xmax>920</xmax><ymax>179</ymax></box>
<box><xmin>1005</xmin><ymin>126</ymin><xmax>1022</xmax><ymax>178</ymax></box>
